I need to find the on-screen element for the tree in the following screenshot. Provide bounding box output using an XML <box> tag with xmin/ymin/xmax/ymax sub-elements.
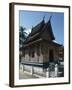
<box><xmin>19</xmin><ymin>26</ymin><xmax>27</xmax><ymax>42</ymax></box>
<box><xmin>19</xmin><ymin>26</ymin><xmax>27</xmax><ymax>63</ymax></box>
<box><xmin>19</xmin><ymin>26</ymin><xmax>28</xmax><ymax>46</ymax></box>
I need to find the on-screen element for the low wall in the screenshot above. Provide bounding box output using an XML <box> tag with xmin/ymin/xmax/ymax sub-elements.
<box><xmin>20</xmin><ymin>63</ymin><xmax>46</xmax><ymax>77</ymax></box>
<box><xmin>20</xmin><ymin>63</ymin><xmax>62</xmax><ymax>78</ymax></box>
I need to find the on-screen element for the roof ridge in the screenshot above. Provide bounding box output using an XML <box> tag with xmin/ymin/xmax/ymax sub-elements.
<box><xmin>32</xmin><ymin>19</ymin><xmax>45</xmax><ymax>30</ymax></box>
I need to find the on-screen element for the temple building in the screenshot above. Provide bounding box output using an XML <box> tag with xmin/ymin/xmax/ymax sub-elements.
<box><xmin>20</xmin><ymin>18</ymin><xmax>64</xmax><ymax>78</ymax></box>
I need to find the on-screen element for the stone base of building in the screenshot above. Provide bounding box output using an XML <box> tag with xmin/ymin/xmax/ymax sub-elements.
<box><xmin>19</xmin><ymin>62</ymin><xmax>63</xmax><ymax>78</ymax></box>
<box><xmin>20</xmin><ymin>63</ymin><xmax>46</xmax><ymax>78</ymax></box>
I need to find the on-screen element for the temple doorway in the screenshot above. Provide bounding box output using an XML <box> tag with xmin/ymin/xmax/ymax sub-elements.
<box><xmin>49</xmin><ymin>49</ymin><xmax>54</xmax><ymax>62</ymax></box>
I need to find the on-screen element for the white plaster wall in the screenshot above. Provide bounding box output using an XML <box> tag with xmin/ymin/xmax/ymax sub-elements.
<box><xmin>33</xmin><ymin>67</ymin><xmax>45</xmax><ymax>76</ymax></box>
<box><xmin>24</xmin><ymin>65</ymin><xmax>31</xmax><ymax>72</ymax></box>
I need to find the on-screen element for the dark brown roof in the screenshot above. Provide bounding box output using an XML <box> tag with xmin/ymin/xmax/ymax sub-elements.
<box><xmin>29</xmin><ymin>19</ymin><xmax>45</xmax><ymax>36</ymax></box>
<box><xmin>24</xmin><ymin>19</ymin><xmax>55</xmax><ymax>44</ymax></box>
<box><xmin>23</xmin><ymin>39</ymin><xmax>62</xmax><ymax>48</ymax></box>
<box><xmin>44</xmin><ymin>20</ymin><xmax>55</xmax><ymax>40</ymax></box>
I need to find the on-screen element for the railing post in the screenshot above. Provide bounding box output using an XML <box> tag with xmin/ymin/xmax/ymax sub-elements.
<box><xmin>46</xmin><ymin>68</ymin><xmax>49</xmax><ymax>78</ymax></box>
<box><xmin>55</xmin><ymin>64</ymin><xmax>58</xmax><ymax>77</ymax></box>
<box><xmin>31</xmin><ymin>66</ymin><xmax>33</xmax><ymax>75</ymax></box>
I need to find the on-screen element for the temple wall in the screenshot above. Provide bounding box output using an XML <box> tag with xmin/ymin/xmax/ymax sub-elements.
<box><xmin>41</xmin><ymin>43</ymin><xmax>59</xmax><ymax>63</ymax></box>
<box><xmin>30</xmin><ymin>52</ymin><xmax>38</xmax><ymax>63</ymax></box>
<box><xmin>24</xmin><ymin>54</ymin><xmax>30</xmax><ymax>62</ymax></box>
<box><xmin>54</xmin><ymin>48</ymin><xmax>59</xmax><ymax>61</ymax></box>
<box><xmin>39</xmin><ymin>54</ymin><xmax>43</xmax><ymax>63</ymax></box>
<box><xmin>29</xmin><ymin>52</ymin><xmax>43</xmax><ymax>63</ymax></box>
<box><xmin>48</xmin><ymin>46</ymin><xmax>59</xmax><ymax>62</ymax></box>
<box><xmin>41</xmin><ymin>29</ymin><xmax>51</xmax><ymax>41</ymax></box>
<box><xmin>20</xmin><ymin>45</ymin><xmax>61</xmax><ymax>78</ymax></box>
<box><xmin>43</xmin><ymin>55</ymin><xmax>49</xmax><ymax>63</ymax></box>
<box><xmin>41</xmin><ymin>42</ymin><xmax>49</xmax><ymax>63</ymax></box>
<box><xmin>21</xmin><ymin>43</ymin><xmax>59</xmax><ymax>64</ymax></box>
<box><xmin>22</xmin><ymin>51</ymin><xmax>43</xmax><ymax>63</ymax></box>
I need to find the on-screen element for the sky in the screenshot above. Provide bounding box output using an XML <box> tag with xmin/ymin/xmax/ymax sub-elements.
<box><xmin>19</xmin><ymin>10</ymin><xmax>64</xmax><ymax>45</ymax></box>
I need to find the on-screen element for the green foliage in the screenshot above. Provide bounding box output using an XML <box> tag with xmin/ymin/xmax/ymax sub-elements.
<box><xmin>19</xmin><ymin>26</ymin><xmax>27</xmax><ymax>40</ymax></box>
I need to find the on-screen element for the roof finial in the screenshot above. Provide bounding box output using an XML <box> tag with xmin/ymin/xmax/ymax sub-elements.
<box><xmin>43</xmin><ymin>16</ymin><xmax>45</xmax><ymax>20</ymax></box>
<box><xmin>49</xmin><ymin>15</ymin><xmax>52</xmax><ymax>21</ymax></box>
<box><xmin>31</xmin><ymin>25</ymin><xmax>33</xmax><ymax>30</ymax></box>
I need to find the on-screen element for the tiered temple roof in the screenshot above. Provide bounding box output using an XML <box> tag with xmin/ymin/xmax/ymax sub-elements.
<box><xmin>23</xmin><ymin>18</ymin><xmax>61</xmax><ymax>47</ymax></box>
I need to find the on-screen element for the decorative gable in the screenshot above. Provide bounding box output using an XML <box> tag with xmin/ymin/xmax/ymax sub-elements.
<box><xmin>41</xmin><ymin>20</ymin><xmax>55</xmax><ymax>41</ymax></box>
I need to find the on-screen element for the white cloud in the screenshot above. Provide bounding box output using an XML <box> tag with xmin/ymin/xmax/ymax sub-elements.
<box><xmin>25</xmin><ymin>28</ymin><xmax>31</xmax><ymax>35</ymax></box>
